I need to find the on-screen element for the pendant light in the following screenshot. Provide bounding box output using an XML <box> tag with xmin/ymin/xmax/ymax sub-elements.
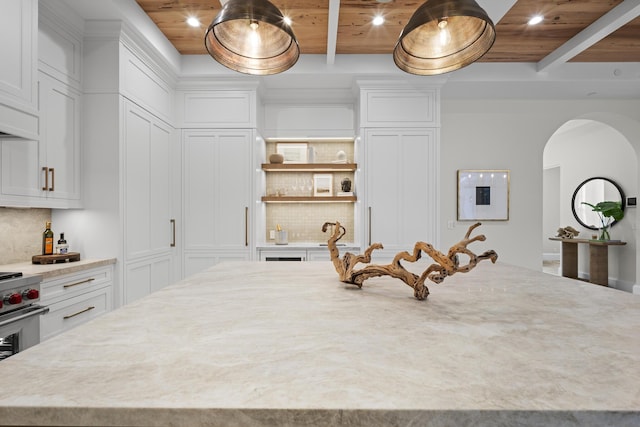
<box><xmin>393</xmin><ymin>0</ymin><xmax>496</xmax><ymax>76</ymax></box>
<box><xmin>205</xmin><ymin>0</ymin><xmax>300</xmax><ymax>75</ymax></box>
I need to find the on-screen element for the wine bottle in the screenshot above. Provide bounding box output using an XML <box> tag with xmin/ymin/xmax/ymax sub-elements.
<box><xmin>42</xmin><ymin>221</ymin><xmax>54</xmax><ymax>255</ymax></box>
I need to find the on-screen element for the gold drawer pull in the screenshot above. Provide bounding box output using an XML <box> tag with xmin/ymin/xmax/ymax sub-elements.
<box><xmin>49</xmin><ymin>167</ymin><xmax>55</xmax><ymax>191</ymax></box>
<box><xmin>42</xmin><ymin>167</ymin><xmax>48</xmax><ymax>191</ymax></box>
<box><xmin>63</xmin><ymin>306</ymin><xmax>95</xmax><ymax>320</ymax></box>
<box><xmin>63</xmin><ymin>278</ymin><xmax>95</xmax><ymax>288</ymax></box>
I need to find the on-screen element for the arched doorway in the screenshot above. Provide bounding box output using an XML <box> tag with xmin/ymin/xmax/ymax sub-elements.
<box><xmin>542</xmin><ymin>117</ymin><xmax>638</xmax><ymax>293</ymax></box>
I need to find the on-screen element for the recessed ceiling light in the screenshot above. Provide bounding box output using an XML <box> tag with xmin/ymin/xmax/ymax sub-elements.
<box><xmin>376</xmin><ymin>0</ymin><xmax>393</xmax><ymax>3</ymax></box>
<box><xmin>372</xmin><ymin>15</ymin><xmax>384</xmax><ymax>26</ymax></box>
<box><xmin>283</xmin><ymin>16</ymin><xmax>292</xmax><ymax>26</ymax></box>
<box><xmin>528</xmin><ymin>15</ymin><xmax>543</xmax><ymax>25</ymax></box>
<box><xmin>186</xmin><ymin>16</ymin><xmax>201</xmax><ymax>27</ymax></box>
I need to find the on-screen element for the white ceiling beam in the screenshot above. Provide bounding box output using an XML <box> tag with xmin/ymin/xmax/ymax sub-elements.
<box><xmin>537</xmin><ymin>0</ymin><xmax>640</xmax><ymax>72</ymax></box>
<box><xmin>476</xmin><ymin>0</ymin><xmax>517</xmax><ymax>24</ymax></box>
<box><xmin>326</xmin><ymin>0</ymin><xmax>340</xmax><ymax>64</ymax></box>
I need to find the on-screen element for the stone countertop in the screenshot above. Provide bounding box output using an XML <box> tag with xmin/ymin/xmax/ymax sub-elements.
<box><xmin>0</xmin><ymin>261</ymin><xmax>639</xmax><ymax>426</ymax></box>
<box><xmin>0</xmin><ymin>258</ymin><xmax>116</xmax><ymax>280</ymax></box>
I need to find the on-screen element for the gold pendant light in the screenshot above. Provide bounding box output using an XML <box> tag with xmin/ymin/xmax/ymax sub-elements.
<box><xmin>393</xmin><ymin>0</ymin><xmax>496</xmax><ymax>76</ymax></box>
<box><xmin>205</xmin><ymin>0</ymin><xmax>300</xmax><ymax>75</ymax></box>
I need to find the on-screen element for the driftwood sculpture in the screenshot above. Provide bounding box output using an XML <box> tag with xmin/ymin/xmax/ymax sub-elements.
<box><xmin>556</xmin><ymin>226</ymin><xmax>580</xmax><ymax>239</ymax></box>
<box><xmin>322</xmin><ymin>221</ymin><xmax>498</xmax><ymax>300</ymax></box>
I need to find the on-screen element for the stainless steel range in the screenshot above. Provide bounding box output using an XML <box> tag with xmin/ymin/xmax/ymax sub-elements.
<box><xmin>0</xmin><ymin>272</ymin><xmax>48</xmax><ymax>360</ymax></box>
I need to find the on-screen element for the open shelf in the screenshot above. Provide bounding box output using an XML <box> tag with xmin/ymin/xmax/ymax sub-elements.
<box><xmin>261</xmin><ymin>196</ymin><xmax>357</xmax><ymax>203</ymax></box>
<box><xmin>261</xmin><ymin>163</ymin><xmax>357</xmax><ymax>172</ymax></box>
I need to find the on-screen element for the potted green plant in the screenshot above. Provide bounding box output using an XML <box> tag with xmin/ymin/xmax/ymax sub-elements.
<box><xmin>581</xmin><ymin>201</ymin><xmax>624</xmax><ymax>240</ymax></box>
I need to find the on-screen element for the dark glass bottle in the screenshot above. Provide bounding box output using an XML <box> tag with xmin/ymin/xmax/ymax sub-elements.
<box><xmin>57</xmin><ymin>233</ymin><xmax>68</xmax><ymax>254</ymax></box>
<box><xmin>42</xmin><ymin>221</ymin><xmax>54</xmax><ymax>255</ymax></box>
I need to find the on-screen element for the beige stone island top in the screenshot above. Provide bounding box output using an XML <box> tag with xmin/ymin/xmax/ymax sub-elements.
<box><xmin>0</xmin><ymin>258</ymin><xmax>116</xmax><ymax>280</ymax></box>
<box><xmin>0</xmin><ymin>261</ymin><xmax>639</xmax><ymax>427</ymax></box>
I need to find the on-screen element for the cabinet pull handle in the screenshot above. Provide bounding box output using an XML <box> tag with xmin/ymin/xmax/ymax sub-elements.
<box><xmin>368</xmin><ymin>207</ymin><xmax>372</xmax><ymax>246</ymax></box>
<box><xmin>63</xmin><ymin>306</ymin><xmax>95</xmax><ymax>320</ymax></box>
<box><xmin>63</xmin><ymin>278</ymin><xmax>95</xmax><ymax>288</ymax></box>
<box><xmin>170</xmin><ymin>219</ymin><xmax>176</xmax><ymax>247</ymax></box>
<box><xmin>245</xmin><ymin>207</ymin><xmax>249</xmax><ymax>247</ymax></box>
<box><xmin>42</xmin><ymin>167</ymin><xmax>49</xmax><ymax>191</ymax></box>
<box><xmin>49</xmin><ymin>167</ymin><xmax>55</xmax><ymax>191</ymax></box>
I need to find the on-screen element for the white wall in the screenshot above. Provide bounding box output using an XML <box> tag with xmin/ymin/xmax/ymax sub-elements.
<box><xmin>440</xmin><ymin>99</ymin><xmax>640</xmax><ymax>278</ymax></box>
<box><xmin>542</xmin><ymin>166</ymin><xmax>560</xmax><ymax>258</ymax></box>
<box><xmin>262</xmin><ymin>103</ymin><xmax>355</xmax><ymax>138</ymax></box>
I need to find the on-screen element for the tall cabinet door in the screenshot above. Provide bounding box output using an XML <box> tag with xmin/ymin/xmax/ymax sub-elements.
<box><xmin>183</xmin><ymin>129</ymin><xmax>252</xmax><ymax>276</ymax></box>
<box><xmin>364</xmin><ymin>128</ymin><xmax>438</xmax><ymax>259</ymax></box>
<box><xmin>39</xmin><ymin>72</ymin><xmax>81</xmax><ymax>202</ymax></box>
<box><xmin>123</xmin><ymin>100</ymin><xmax>174</xmax><ymax>303</ymax></box>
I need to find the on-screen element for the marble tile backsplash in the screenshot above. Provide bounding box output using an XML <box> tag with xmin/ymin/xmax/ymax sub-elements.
<box><xmin>265</xmin><ymin>141</ymin><xmax>355</xmax><ymax>164</ymax></box>
<box><xmin>266</xmin><ymin>203</ymin><xmax>355</xmax><ymax>243</ymax></box>
<box><xmin>266</xmin><ymin>171</ymin><xmax>355</xmax><ymax>198</ymax></box>
<box><xmin>0</xmin><ymin>208</ymin><xmax>51</xmax><ymax>264</ymax></box>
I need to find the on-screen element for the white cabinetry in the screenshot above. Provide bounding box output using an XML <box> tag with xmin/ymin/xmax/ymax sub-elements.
<box><xmin>40</xmin><ymin>265</ymin><xmax>114</xmax><ymax>342</ymax></box>
<box><xmin>0</xmin><ymin>136</ymin><xmax>41</xmax><ymax>201</ymax></box>
<box><xmin>53</xmin><ymin>27</ymin><xmax>179</xmax><ymax>308</ymax></box>
<box><xmin>123</xmin><ymin>100</ymin><xmax>175</xmax><ymax>303</ymax></box>
<box><xmin>0</xmin><ymin>0</ymin><xmax>38</xmax><ymax>139</ymax></box>
<box><xmin>38</xmin><ymin>71</ymin><xmax>81</xmax><ymax>205</ymax></box>
<box><xmin>182</xmin><ymin>129</ymin><xmax>253</xmax><ymax>277</ymax></box>
<box><xmin>358</xmin><ymin>83</ymin><xmax>440</xmax><ymax>261</ymax></box>
<box><xmin>0</xmin><ymin>72</ymin><xmax>81</xmax><ymax>208</ymax></box>
<box><xmin>363</xmin><ymin>130</ymin><xmax>438</xmax><ymax>260</ymax></box>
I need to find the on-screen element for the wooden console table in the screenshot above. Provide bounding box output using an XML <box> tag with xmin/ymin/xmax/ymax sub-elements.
<box><xmin>549</xmin><ymin>237</ymin><xmax>626</xmax><ymax>286</ymax></box>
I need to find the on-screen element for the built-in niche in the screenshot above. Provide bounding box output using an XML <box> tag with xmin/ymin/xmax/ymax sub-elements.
<box><xmin>261</xmin><ymin>138</ymin><xmax>357</xmax><ymax>244</ymax></box>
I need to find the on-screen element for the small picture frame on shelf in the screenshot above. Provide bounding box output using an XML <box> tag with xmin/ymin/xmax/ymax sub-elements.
<box><xmin>313</xmin><ymin>174</ymin><xmax>333</xmax><ymax>197</ymax></box>
<box><xmin>457</xmin><ymin>169</ymin><xmax>510</xmax><ymax>220</ymax></box>
<box><xmin>276</xmin><ymin>142</ymin><xmax>308</xmax><ymax>163</ymax></box>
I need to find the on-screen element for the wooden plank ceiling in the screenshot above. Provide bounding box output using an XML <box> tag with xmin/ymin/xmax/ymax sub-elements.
<box><xmin>135</xmin><ymin>0</ymin><xmax>640</xmax><ymax>63</ymax></box>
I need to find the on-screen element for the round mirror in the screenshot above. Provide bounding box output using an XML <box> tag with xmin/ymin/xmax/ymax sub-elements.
<box><xmin>571</xmin><ymin>177</ymin><xmax>626</xmax><ymax>230</ymax></box>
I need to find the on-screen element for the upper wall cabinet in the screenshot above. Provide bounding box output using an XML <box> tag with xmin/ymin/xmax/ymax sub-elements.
<box><xmin>38</xmin><ymin>1</ymin><xmax>83</xmax><ymax>90</ymax></box>
<box><xmin>120</xmin><ymin>46</ymin><xmax>174</xmax><ymax>125</ymax></box>
<box><xmin>358</xmin><ymin>86</ymin><xmax>440</xmax><ymax>128</ymax></box>
<box><xmin>83</xmin><ymin>23</ymin><xmax>176</xmax><ymax>126</ymax></box>
<box><xmin>0</xmin><ymin>72</ymin><xmax>81</xmax><ymax>208</ymax></box>
<box><xmin>176</xmin><ymin>90</ymin><xmax>257</xmax><ymax>128</ymax></box>
<box><xmin>0</xmin><ymin>0</ymin><xmax>38</xmax><ymax>139</ymax></box>
<box><xmin>38</xmin><ymin>72</ymin><xmax>81</xmax><ymax>205</ymax></box>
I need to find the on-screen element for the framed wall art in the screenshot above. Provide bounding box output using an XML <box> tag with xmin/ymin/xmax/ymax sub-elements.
<box><xmin>457</xmin><ymin>170</ymin><xmax>510</xmax><ymax>221</ymax></box>
<box><xmin>276</xmin><ymin>142</ymin><xmax>308</xmax><ymax>163</ymax></box>
<box><xmin>313</xmin><ymin>174</ymin><xmax>333</xmax><ymax>197</ymax></box>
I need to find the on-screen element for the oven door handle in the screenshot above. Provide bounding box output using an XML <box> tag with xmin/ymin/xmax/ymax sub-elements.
<box><xmin>0</xmin><ymin>305</ymin><xmax>49</xmax><ymax>328</ymax></box>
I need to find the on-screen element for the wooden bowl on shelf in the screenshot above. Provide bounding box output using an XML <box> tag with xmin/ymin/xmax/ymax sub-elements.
<box><xmin>269</xmin><ymin>153</ymin><xmax>284</xmax><ymax>164</ymax></box>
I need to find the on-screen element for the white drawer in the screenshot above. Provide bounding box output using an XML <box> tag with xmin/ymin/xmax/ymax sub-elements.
<box><xmin>40</xmin><ymin>286</ymin><xmax>112</xmax><ymax>341</ymax></box>
<box><xmin>41</xmin><ymin>266</ymin><xmax>112</xmax><ymax>304</ymax></box>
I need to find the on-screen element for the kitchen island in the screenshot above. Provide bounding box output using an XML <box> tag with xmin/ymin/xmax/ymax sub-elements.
<box><xmin>0</xmin><ymin>261</ymin><xmax>639</xmax><ymax>426</ymax></box>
